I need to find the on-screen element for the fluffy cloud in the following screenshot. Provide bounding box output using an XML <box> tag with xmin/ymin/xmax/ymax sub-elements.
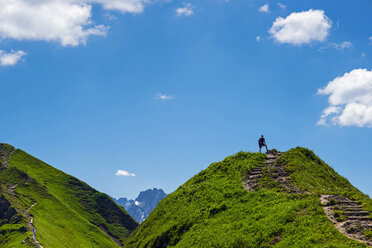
<box><xmin>155</xmin><ymin>93</ymin><xmax>174</xmax><ymax>100</ymax></box>
<box><xmin>0</xmin><ymin>50</ymin><xmax>26</xmax><ymax>66</ymax></box>
<box><xmin>258</xmin><ymin>4</ymin><xmax>269</xmax><ymax>13</ymax></box>
<box><xmin>0</xmin><ymin>0</ymin><xmax>109</xmax><ymax>46</ymax></box>
<box><xmin>269</xmin><ymin>9</ymin><xmax>332</xmax><ymax>45</ymax></box>
<box><xmin>176</xmin><ymin>3</ymin><xmax>194</xmax><ymax>17</ymax></box>
<box><xmin>0</xmin><ymin>0</ymin><xmax>149</xmax><ymax>47</ymax></box>
<box><xmin>317</xmin><ymin>68</ymin><xmax>372</xmax><ymax>127</ymax></box>
<box><xmin>256</xmin><ymin>36</ymin><xmax>261</xmax><ymax>42</ymax></box>
<box><xmin>115</xmin><ymin>169</ymin><xmax>136</xmax><ymax>177</ymax></box>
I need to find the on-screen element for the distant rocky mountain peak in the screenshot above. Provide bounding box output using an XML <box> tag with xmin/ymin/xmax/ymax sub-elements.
<box><xmin>114</xmin><ymin>188</ymin><xmax>167</xmax><ymax>223</ymax></box>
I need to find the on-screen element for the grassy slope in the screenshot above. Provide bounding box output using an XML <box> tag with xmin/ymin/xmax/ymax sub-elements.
<box><xmin>0</xmin><ymin>144</ymin><xmax>31</xmax><ymax>247</ymax></box>
<box><xmin>126</xmin><ymin>148</ymin><xmax>371</xmax><ymax>248</ymax></box>
<box><xmin>278</xmin><ymin>148</ymin><xmax>372</xmax><ymax>211</ymax></box>
<box><xmin>0</xmin><ymin>144</ymin><xmax>138</xmax><ymax>247</ymax></box>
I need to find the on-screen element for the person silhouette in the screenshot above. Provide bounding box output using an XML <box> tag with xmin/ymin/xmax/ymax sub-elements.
<box><xmin>258</xmin><ymin>135</ymin><xmax>268</xmax><ymax>153</ymax></box>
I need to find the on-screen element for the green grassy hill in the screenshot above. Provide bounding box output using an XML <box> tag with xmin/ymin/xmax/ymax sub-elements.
<box><xmin>126</xmin><ymin>148</ymin><xmax>372</xmax><ymax>247</ymax></box>
<box><xmin>2</xmin><ymin>144</ymin><xmax>371</xmax><ymax>247</ymax></box>
<box><xmin>0</xmin><ymin>143</ymin><xmax>138</xmax><ymax>247</ymax></box>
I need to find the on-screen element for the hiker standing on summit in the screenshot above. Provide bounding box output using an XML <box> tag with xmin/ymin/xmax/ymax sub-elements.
<box><xmin>258</xmin><ymin>135</ymin><xmax>268</xmax><ymax>153</ymax></box>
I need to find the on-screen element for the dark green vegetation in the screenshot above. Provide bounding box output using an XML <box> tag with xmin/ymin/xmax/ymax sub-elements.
<box><xmin>126</xmin><ymin>148</ymin><xmax>372</xmax><ymax>247</ymax></box>
<box><xmin>0</xmin><ymin>144</ymin><xmax>138</xmax><ymax>247</ymax></box>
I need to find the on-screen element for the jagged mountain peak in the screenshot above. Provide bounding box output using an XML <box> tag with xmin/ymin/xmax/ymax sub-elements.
<box><xmin>114</xmin><ymin>188</ymin><xmax>167</xmax><ymax>223</ymax></box>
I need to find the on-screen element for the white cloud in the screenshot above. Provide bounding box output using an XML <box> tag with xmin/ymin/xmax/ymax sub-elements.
<box><xmin>0</xmin><ymin>0</ymin><xmax>109</xmax><ymax>46</ymax></box>
<box><xmin>333</xmin><ymin>41</ymin><xmax>352</xmax><ymax>50</ymax></box>
<box><xmin>256</xmin><ymin>36</ymin><xmax>261</xmax><ymax>42</ymax></box>
<box><xmin>277</xmin><ymin>3</ymin><xmax>286</xmax><ymax>9</ymax></box>
<box><xmin>176</xmin><ymin>3</ymin><xmax>194</xmax><ymax>17</ymax></box>
<box><xmin>0</xmin><ymin>50</ymin><xmax>26</xmax><ymax>66</ymax></box>
<box><xmin>155</xmin><ymin>93</ymin><xmax>174</xmax><ymax>100</ymax></box>
<box><xmin>269</xmin><ymin>9</ymin><xmax>332</xmax><ymax>45</ymax></box>
<box><xmin>0</xmin><ymin>0</ymin><xmax>150</xmax><ymax>47</ymax></box>
<box><xmin>362</xmin><ymin>52</ymin><xmax>366</xmax><ymax>57</ymax></box>
<box><xmin>258</xmin><ymin>4</ymin><xmax>269</xmax><ymax>13</ymax></box>
<box><xmin>317</xmin><ymin>68</ymin><xmax>372</xmax><ymax>127</ymax></box>
<box><xmin>115</xmin><ymin>169</ymin><xmax>136</xmax><ymax>177</ymax></box>
<box><xmin>317</xmin><ymin>106</ymin><xmax>341</xmax><ymax>126</ymax></box>
<box><xmin>319</xmin><ymin>41</ymin><xmax>352</xmax><ymax>51</ymax></box>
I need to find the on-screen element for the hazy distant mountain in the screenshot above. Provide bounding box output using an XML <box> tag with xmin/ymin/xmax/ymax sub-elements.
<box><xmin>114</xmin><ymin>188</ymin><xmax>167</xmax><ymax>223</ymax></box>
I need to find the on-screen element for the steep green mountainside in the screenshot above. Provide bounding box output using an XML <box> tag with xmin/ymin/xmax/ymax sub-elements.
<box><xmin>0</xmin><ymin>143</ymin><xmax>138</xmax><ymax>247</ymax></box>
<box><xmin>126</xmin><ymin>148</ymin><xmax>372</xmax><ymax>247</ymax></box>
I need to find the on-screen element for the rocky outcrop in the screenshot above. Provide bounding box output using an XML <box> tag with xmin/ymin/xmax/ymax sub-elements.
<box><xmin>0</xmin><ymin>143</ymin><xmax>16</xmax><ymax>169</ymax></box>
<box><xmin>0</xmin><ymin>196</ymin><xmax>16</xmax><ymax>222</ymax></box>
<box><xmin>114</xmin><ymin>188</ymin><xmax>167</xmax><ymax>223</ymax></box>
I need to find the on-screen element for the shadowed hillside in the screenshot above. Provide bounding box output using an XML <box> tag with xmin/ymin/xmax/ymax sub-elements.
<box><xmin>0</xmin><ymin>143</ymin><xmax>138</xmax><ymax>247</ymax></box>
<box><xmin>125</xmin><ymin>148</ymin><xmax>372</xmax><ymax>247</ymax></box>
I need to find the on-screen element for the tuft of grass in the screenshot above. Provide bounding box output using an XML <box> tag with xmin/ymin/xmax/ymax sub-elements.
<box><xmin>327</xmin><ymin>199</ymin><xmax>338</xmax><ymax>206</ymax></box>
<box><xmin>333</xmin><ymin>211</ymin><xmax>346</xmax><ymax>222</ymax></box>
<box><xmin>365</xmin><ymin>230</ymin><xmax>372</xmax><ymax>239</ymax></box>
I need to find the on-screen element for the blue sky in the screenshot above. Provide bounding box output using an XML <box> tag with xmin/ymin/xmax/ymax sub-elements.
<box><xmin>0</xmin><ymin>0</ymin><xmax>371</xmax><ymax>199</ymax></box>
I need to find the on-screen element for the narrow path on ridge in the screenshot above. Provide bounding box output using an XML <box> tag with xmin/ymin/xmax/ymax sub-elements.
<box><xmin>243</xmin><ymin>151</ymin><xmax>279</xmax><ymax>191</ymax></box>
<box><xmin>243</xmin><ymin>150</ymin><xmax>372</xmax><ymax>246</ymax></box>
<box><xmin>1</xmin><ymin>148</ymin><xmax>44</xmax><ymax>248</ymax></box>
<box><xmin>243</xmin><ymin>150</ymin><xmax>303</xmax><ymax>193</ymax></box>
<box><xmin>25</xmin><ymin>202</ymin><xmax>44</xmax><ymax>248</ymax></box>
<box><xmin>8</xmin><ymin>183</ymin><xmax>17</xmax><ymax>194</ymax></box>
<box><xmin>321</xmin><ymin>195</ymin><xmax>372</xmax><ymax>247</ymax></box>
<box><xmin>2</xmin><ymin>147</ymin><xmax>16</xmax><ymax>168</ymax></box>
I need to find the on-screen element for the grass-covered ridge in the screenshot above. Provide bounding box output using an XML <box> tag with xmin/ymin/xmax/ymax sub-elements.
<box><xmin>126</xmin><ymin>148</ymin><xmax>371</xmax><ymax>247</ymax></box>
<box><xmin>0</xmin><ymin>144</ymin><xmax>138</xmax><ymax>247</ymax></box>
<box><xmin>278</xmin><ymin>148</ymin><xmax>372</xmax><ymax>211</ymax></box>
